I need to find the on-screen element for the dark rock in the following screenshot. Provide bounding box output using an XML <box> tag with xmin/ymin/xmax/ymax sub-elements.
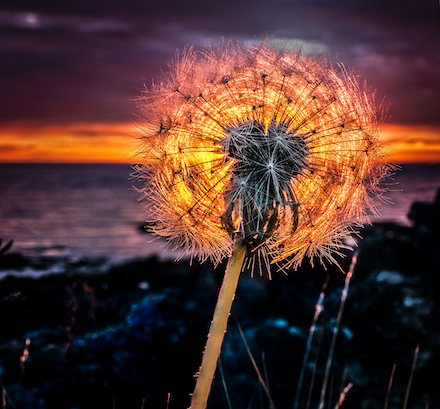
<box><xmin>0</xmin><ymin>252</ymin><xmax>30</xmax><ymax>270</ymax></box>
<box><xmin>408</xmin><ymin>187</ymin><xmax>440</xmax><ymax>235</ymax></box>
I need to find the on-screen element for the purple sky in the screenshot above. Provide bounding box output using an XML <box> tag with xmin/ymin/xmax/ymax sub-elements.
<box><xmin>1</xmin><ymin>0</ymin><xmax>439</xmax><ymax>129</ymax></box>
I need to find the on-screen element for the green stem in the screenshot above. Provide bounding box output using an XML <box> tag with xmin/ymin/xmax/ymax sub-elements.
<box><xmin>189</xmin><ymin>239</ymin><xmax>246</xmax><ymax>409</ymax></box>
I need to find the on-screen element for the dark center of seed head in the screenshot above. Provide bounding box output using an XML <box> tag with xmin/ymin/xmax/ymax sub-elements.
<box><xmin>220</xmin><ymin>120</ymin><xmax>309</xmax><ymax>248</ymax></box>
<box><xmin>222</xmin><ymin>121</ymin><xmax>309</xmax><ymax>191</ymax></box>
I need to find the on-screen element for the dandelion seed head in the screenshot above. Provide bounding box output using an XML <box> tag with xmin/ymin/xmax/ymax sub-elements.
<box><xmin>134</xmin><ymin>39</ymin><xmax>391</xmax><ymax>270</ymax></box>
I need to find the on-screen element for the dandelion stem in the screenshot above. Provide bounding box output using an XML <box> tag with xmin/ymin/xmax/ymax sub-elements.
<box><xmin>189</xmin><ymin>238</ymin><xmax>246</xmax><ymax>409</ymax></box>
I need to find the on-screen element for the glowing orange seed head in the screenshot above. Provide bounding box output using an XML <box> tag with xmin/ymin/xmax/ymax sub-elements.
<box><xmin>134</xmin><ymin>40</ymin><xmax>390</xmax><ymax>269</ymax></box>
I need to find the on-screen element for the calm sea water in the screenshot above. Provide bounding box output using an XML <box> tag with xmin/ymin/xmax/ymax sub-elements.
<box><xmin>0</xmin><ymin>163</ymin><xmax>439</xmax><ymax>263</ymax></box>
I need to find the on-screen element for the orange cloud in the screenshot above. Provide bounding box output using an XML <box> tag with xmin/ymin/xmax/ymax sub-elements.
<box><xmin>1</xmin><ymin>123</ymin><xmax>440</xmax><ymax>163</ymax></box>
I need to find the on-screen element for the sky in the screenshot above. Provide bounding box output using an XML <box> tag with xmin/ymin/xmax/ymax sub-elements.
<box><xmin>0</xmin><ymin>0</ymin><xmax>439</xmax><ymax>163</ymax></box>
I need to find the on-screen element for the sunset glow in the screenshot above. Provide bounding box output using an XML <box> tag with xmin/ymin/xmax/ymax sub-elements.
<box><xmin>0</xmin><ymin>123</ymin><xmax>135</xmax><ymax>163</ymax></box>
<box><xmin>382</xmin><ymin>125</ymin><xmax>440</xmax><ymax>163</ymax></box>
<box><xmin>1</xmin><ymin>123</ymin><xmax>439</xmax><ymax>164</ymax></box>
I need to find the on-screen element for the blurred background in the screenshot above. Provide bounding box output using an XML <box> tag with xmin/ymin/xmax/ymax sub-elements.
<box><xmin>1</xmin><ymin>1</ymin><xmax>440</xmax><ymax>409</ymax></box>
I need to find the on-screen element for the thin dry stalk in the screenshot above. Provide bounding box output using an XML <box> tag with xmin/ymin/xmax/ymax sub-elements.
<box><xmin>19</xmin><ymin>338</ymin><xmax>31</xmax><ymax>383</ymax></box>
<box><xmin>335</xmin><ymin>383</ymin><xmax>353</xmax><ymax>409</ymax></box>
<box><xmin>306</xmin><ymin>321</ymin><xmax>325</xmax><ymax>409</ymax></box>
<box><xmin>384</xmin><ymin>364</ymin><xmax>396</xmax><ymax>409</ymax></box>
<box><xmin>262</xmin><ymin>352</ymin><xmax>271</xmax><ymax>397</ymax></box>
<box><xmin>0</xmin><ymin>382</ymin><xmax>15</xmax><ymax>409</ymax></box>
<box><xmin>338</xmin><ymin>364</ymin><xmax>347</xmax><ymax>406</ymax></box>
<box><xmin>218</xmin><ymin>359</ymin><xmax>232</xmax><ymax>409</ymax></box>
<box><xmin>1</xmin><ymin>382</ymin><xmax>5</xmax><ymax>409</ymax></box>
<box><xmin>318</xmin><ymin>253</ymin><xmax>357</xmax><ymax>409</ymax></box>
<box><xmin>236</xmin><ymin>320</ymin><xmax>276</xmax><ymax>409</ymax></box>
<box><xmin>403</xmin><ymin>344</ymin><xmax>419</xmax><ymax>409</ymax></box>
<box><xmin>293</xmin><ymin>274</ymin><xmax>329</xmax><ymax>409</ymax></box>
<box><xmin>328</xmin><ymin>376</ymin><xmax>334</xmax><ymax>409</ymax></box>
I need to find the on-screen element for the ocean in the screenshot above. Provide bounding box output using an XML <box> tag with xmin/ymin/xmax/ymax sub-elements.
<box><xmin>0</xmin><ymin>163</ymin><xmax>439</xmax><ymax>264</ymax></box>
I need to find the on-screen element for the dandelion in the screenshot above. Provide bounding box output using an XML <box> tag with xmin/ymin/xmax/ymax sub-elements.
<box><xmin>135</xmin><ymin>39</ymin><xmax>389</xmax><ymax>270</ymax></box>
<box><xmin>134</xmin><ymin>39</ymin><xmax>390</xmax><ymax>409</ymax></box>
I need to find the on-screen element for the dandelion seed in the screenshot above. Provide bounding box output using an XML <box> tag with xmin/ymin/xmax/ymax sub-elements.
<box><xmin>134</xmin><ymin>39</ymin><xmax>390</xmax><ymax>270</ymax></box>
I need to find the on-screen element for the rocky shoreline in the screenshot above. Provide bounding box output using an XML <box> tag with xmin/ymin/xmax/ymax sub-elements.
<box><xmin>1</xmin><ymin>189</ymin><xmax>440</xmax><ymax>409</ymax></box>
